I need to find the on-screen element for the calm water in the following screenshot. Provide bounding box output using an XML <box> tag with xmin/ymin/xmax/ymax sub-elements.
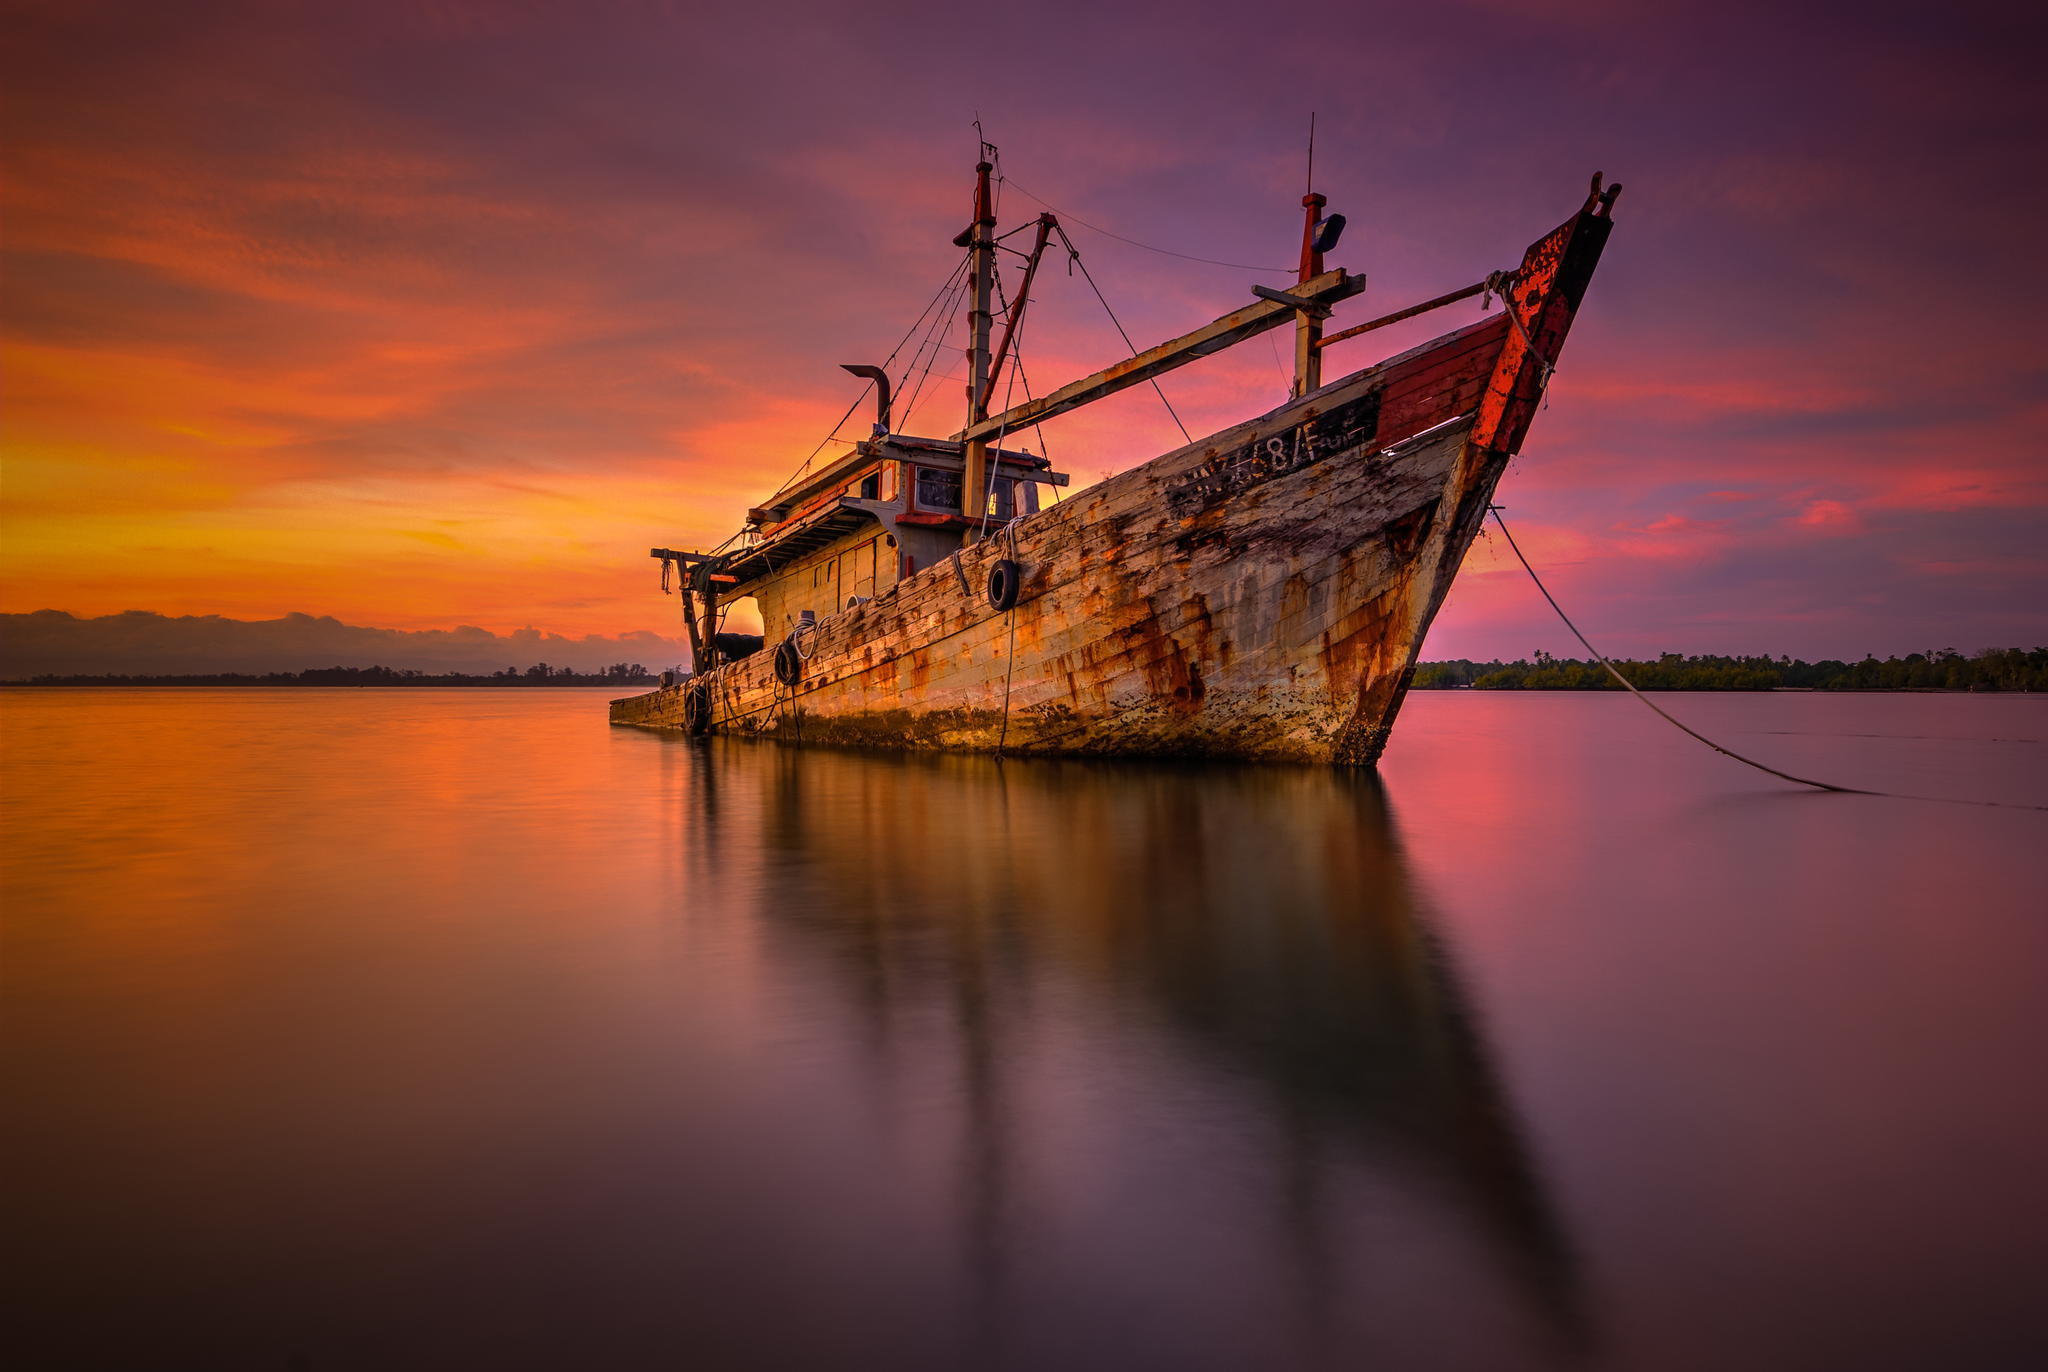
<box><xmin>4</xmin><ymin>689</ymin><xmax>2045</xmax><ymax>1370</ymax></box>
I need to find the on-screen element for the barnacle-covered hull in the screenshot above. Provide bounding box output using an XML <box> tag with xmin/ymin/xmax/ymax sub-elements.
<box><xmin>612</xmin><ymin>192</ymin><xmax>1613</xmax><ymax>764</ymax></box>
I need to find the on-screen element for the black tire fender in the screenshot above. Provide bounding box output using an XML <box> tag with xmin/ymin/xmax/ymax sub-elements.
<box><xmin>681</xmin><ymin>681</ymin><xmax>712</xmax><ymax>734</ymax></box>
<box><xmin>986</xmin><ymin>558</ymin><xmax>1021</xmax><ymax>612</ymax></box>
<box><xmin>773</xmin><ymin>639</ymin><xmax>802</xmax><ymax>686</ymax></box>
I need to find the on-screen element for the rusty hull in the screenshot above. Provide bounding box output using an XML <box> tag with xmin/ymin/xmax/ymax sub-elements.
<box><xmin>612</xmin><ymin>197</ymin><xmax>1613</xmax><ymax>765</ymax></box>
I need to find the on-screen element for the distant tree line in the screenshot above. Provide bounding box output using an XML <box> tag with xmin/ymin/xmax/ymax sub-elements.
<box><xmin>13</xmin><ymin>650</ymin><xmax>2045</xmax><ymax>691</ymax></box>
<box><xmin>1412</xmin><ymin>648</ymin><xmax>2048</xmax><ymax>692</ymax></box>
<box><xmin>7</xmin><ymin>663</ymin><xmax>665</xmax><ymax>687</ymax></box>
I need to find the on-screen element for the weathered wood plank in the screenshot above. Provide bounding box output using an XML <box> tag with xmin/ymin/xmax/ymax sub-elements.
<box><xmin>1315</xmin><ymin>280</ymin><xmax>1489</xmax><ymax>350</ymax></box>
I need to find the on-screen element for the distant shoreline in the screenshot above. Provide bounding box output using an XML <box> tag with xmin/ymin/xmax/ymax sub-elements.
<box><xmin>1</xmin><ymin>680</ymin><xmax>641</xmax><ymax>688</ymax></box>
<box><xmin>6</xmin><ymin>683</ymin><xmax>2036</xmax><ymax>694</ymax></box>
<box><xmin>0</xmin><ymin>666</ymin><xmax>659</xmax><ymax>689</ymax></box>
<box><xmin>5</xmin><ymin>648</ymin><xmax>2042</xmax><ymax>692</ymax></box>
<box><xmin>1411</xmin><ymin>649</ymin><xmax>2044</xmax><ymax>693</ymax></box>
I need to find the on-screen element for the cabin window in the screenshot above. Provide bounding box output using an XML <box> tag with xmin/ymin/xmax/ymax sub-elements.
<box><xmin>915</xmin><ymin>466</ymin><xmax>961</xmax><ymax>511</ymax></box>
<box><xmin>859</xmin><ymin>470</ymin><xmax>881</xmax><ymax>500</ymax></box>
<box><xmin>721</xmin><ymin>595</ymin><xmax>764</xmax><ymax>638</ymax></box>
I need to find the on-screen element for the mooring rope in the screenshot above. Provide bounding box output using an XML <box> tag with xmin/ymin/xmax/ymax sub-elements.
<box><xmin>1487</xmin><ymin>506</ymin><xmax>2048</xmax><ymax>812</ymax></box>
<box><xmin>995</xmin><ymin>519</ymin><xmax>1023</xmax><ymax>756</ymax></box>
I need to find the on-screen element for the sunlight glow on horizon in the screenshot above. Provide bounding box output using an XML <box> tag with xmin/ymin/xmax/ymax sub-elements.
<box><xmin>4</xmin><ymin>1</ymin><xmax>2042</xmax><ymax>660</ymax></box>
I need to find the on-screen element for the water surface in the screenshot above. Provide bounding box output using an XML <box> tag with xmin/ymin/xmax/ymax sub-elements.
<box><xmin>5</xmin><ymin>689</ymin><xmax>2044</xmax><ymax>1369</ymax></box>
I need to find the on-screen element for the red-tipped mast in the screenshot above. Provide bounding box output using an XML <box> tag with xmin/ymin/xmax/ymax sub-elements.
<box><xmin>961</xmin><ymin>160</ymin><xmax>998</xmax><ymax>524</ymax></box>
<box><xmin>1292</xmin><ymin>190</ymin><xmax>1328</xmax><ymax>397</ymax></box>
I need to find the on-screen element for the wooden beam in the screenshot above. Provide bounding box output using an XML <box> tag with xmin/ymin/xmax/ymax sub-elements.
<box><xmin>1314</xmin><ymin>280</ymin><xmax>1488</xmax><ymax>351</ymax></box>
<box><xmin>1251</xmin><ymin>284</ymin><xmax>1330</xmax><ymax>319</ymax></box>
<box><xmin>700</xmin><ymin>573</ymin><xmax>720</xmax><ymax>672</ymax></box>
<box><xmin>955</xmin><ymin>268</ymin><xmax>1367</xmax><ymax>445</ymax></box>
<box><xmin>904</xmin><ymin>452</ymin><xmax>1069</xmax><ymax>486</ymax></box>
<box><xmin>650</xmin><ymin>551</ymin><xmax>707</xmax><ymax>669</ymax></box>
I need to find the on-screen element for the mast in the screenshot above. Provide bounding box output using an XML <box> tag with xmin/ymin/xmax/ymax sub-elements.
<box><xmin>1292</xmin><ymin>188</ymin><xmax>1327</xmax><ymax>397</ymax></box>
<box><xmin>961</xmin><ymin>159</ymin><xmax>998</xmax><ymax>527</ymax></box>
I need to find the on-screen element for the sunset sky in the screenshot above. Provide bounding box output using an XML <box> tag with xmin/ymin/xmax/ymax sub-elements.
<box><xmin>5</xmin><ymin>0</ymin><xmax>2044</xmax><ymax>669</ymax></box>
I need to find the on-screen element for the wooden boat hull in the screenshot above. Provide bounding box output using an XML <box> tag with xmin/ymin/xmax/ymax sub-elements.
<box><xmin>613</xmin><ymin>198</ymin><xmax>1612</xmax><ymax>765</ymax></box>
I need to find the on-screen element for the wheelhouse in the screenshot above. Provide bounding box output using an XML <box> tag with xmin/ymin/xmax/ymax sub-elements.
<box><xmin>716</xmin><ymin>436</ymin><xmax>1067</xmax><ymax>638</ymax></box>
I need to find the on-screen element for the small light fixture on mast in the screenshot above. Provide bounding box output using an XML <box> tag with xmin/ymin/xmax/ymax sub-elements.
<box><xmin>1311</xmin><ymin>213</ymin><xmax>1346</xmax><ymax>255</ymax></box>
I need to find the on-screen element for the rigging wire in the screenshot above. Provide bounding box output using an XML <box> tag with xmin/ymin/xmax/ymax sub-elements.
<box><xmin>993</xmin><ymin>275</ymin><xmax>1058</xmax><ymax>501</ymax></box>
<box><xmin>976</xmin><ymin>265</ymin><xmax>1036</xmax><ymax>539</ymax></box>
<box><xmin>761</xmin><ymin>250</ymin><xmax>972</xmax><ymax>502</ymax></box>
<box><xmin>895</xmin><ymin>266</ymin><xmax>973</xmax><ymax>434</ymax></box>
<box><xmin>1002</xmin><ymin>174</ymin><xmax>1291</xmax><ymax>275</ymax></box>
<box><xmin>1053</xmin><ymin>224</ymin><xmax>1193</xmax><ymax>444</ymax></box>
<box><xmin>1265</xmin><ymin>329</ymin><xmax>1292</xmax><ymax>392</ymax></box>
<box><xmin>895</xmin><ymin>241</ymin><xmax>982</xmax><ymax>431</ymax></box>
<box><xmin>721</xmin><ymin>152</ymin><xmax>1245</xmax><ymax>551</ymax></box>
<box><xmin>1010</xmin><ymin>342</ymin><xmax>1054</xmax><ymax>481</ymax></box>
<box><xmin>708</xmin><ymin>253</ymin><xmax>972</xmax><ymax>560</ymax></box>
<box><xmin>891</xmin><ymin>304</ymin><xmax>953</xmax><ymax>426</ymax></box>
<box><xmin>1487</xmin><ymin>506</ymin><xmax>2048</xmax><ymax>813</ymax></box>
<box><xmin>977</xmin><ymin>246</ymin><xmax>1031</xmax><ymax>753</ymax></box>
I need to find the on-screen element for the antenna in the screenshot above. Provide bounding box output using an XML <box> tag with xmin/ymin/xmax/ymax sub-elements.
<box><xmin>1306</xmin><ymin>111</ymin><xmax>1316</xmax><ymax>194</ymax></box>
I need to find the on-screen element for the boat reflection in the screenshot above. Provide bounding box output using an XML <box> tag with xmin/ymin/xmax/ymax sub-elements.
<box><xmin>671</xmin><ymin>739</ymin><xmax>1587</xmax><ymax>1365</ymax></box>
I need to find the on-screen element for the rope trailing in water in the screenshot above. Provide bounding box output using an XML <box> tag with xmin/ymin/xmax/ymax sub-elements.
<box><xmin>1485</xmin><ymin>506</ymin><xmax>2048</xmax><ymax>812</ymax></box>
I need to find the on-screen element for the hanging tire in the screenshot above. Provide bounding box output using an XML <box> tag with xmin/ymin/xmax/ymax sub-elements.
<box><xmin>986</xmin><ymin>558</ymin><xmax>1021</xmax><ymax>611</ymax></box>
<box><xmin>773</xmin><ymin>638</ymin><xmax>802</xmax><ymax>686</ymax></box>
<box><xmin>681</xmin><ymin>681</ymin><xmax>712</xmax><ymax>734</ymax></box>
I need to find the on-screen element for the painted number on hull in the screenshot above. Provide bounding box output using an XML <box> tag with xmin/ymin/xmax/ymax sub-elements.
<box><xmin>1164</xmin><ymin>391</ymin><xmax>1382</xmax><ymax>518</ymax></box>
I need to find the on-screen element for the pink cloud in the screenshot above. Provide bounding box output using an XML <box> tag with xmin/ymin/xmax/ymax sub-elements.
<box><xmin>1790</xmin><ymin>499</ymin><xmax>1865</xmax><ymax>534</ymax></box>
<box><xmin>1870</xmin><ymin>467</ymin><xmax>2047</xmax><ymax>513</ymax></box>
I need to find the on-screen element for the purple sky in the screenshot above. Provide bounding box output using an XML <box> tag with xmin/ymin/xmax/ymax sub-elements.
<box><xmin>4</xmin><ymin>0</ymin><xmax>2044</xmax><ymax>669</ymax></box>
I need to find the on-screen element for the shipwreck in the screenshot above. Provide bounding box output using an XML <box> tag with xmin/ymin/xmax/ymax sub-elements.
<box><xmin>611</xmin><ymin>155</ymin><xmax>1619</xmax><ymax>763</ymax></box>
